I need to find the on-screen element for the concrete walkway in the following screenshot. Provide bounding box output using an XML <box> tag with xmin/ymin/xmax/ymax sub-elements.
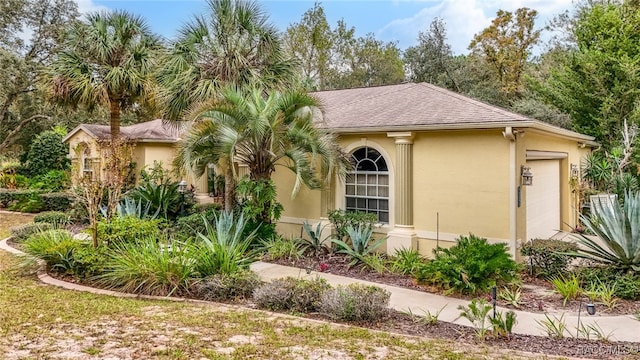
<box><xmin>250</xmin><ymin>261</ymin><xmax>640</xmax><ymax>343</ymax></box>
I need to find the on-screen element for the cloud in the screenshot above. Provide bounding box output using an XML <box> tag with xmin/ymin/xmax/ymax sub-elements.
<box><xmin>75</xmin><ymin>0</ymin><xmax>109</xmax><ymax>15</ymax></box>
<box><xmin>379</xmin><ymin>0</ymin><xmax>574</xmax><ymax>55</ymax></box>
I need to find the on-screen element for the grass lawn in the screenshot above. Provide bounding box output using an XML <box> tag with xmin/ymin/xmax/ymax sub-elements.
<box><xmin>0</xmin><ymin>212</ymin><xmax>542</xmax><ymax>359</ymax></box>
<box><xmin>0</xmin><ymin>212</ymin><xmax>34</xmax><ymax>239</ymax></box>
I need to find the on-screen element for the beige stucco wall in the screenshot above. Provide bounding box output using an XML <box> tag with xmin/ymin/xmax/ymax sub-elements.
<box><xmin>66</xmin><ymin>131</ymin><xmax>104</xmax><ymax>180</ymax></box>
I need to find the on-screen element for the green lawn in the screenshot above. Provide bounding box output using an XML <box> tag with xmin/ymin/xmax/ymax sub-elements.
<box><xmin>0</xmin><ymin>212</ymin><xmax>540</xmax><ymax>359</ymax></box>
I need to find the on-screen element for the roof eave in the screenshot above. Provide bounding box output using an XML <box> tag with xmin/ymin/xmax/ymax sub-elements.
<box><xmin>62</xmin><ymin>125</ymin><xmax>100</xmax><ymax>143</ymax></box>
<box><xmin>325</xmin><ymin>120</ymin><xmax>598</xmax><ymax>146</ymax></box>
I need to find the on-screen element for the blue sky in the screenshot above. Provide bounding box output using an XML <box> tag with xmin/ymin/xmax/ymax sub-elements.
<box><xmin>78</xmin><ymin>0</ymin><xmax>576</xmax><ymax>55</ymax></box>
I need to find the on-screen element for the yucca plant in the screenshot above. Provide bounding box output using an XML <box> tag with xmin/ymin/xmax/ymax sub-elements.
<box><xmin>192</xmin><ymin>211</ymin><xmax>258</xmax><ymax>276</ymax></box>
<box><xmin>537</xmin><ymin>313</ymin><xmax>567</xmax><ymax>339</ymax></box>
<box><xmin>298</xmin><ymin>221</ymin><xmax>330</xmax><ymax>255</ymax></box>
<box><xmin>572</xmin><ymin>190</ymin><xmax>640</xmax><ymax>271</ymax></box>
<box><xmin>550</xmin><ymin>274</ymin><xmax>582</xmax><ymax>307</ymax></box>
<box><xmin>331</xmin><ymin>224</ymin><xmax>386</xmax><ymax>267</ymax></box>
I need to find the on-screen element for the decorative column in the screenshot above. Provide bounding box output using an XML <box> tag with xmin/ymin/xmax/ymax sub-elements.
<box><xmin>386</xmin><ymin>132</ymin><xmax>417</xmax><ymax>254</ymax></box>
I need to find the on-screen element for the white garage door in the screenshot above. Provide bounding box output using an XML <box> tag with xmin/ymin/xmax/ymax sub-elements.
<box><xmin>526</xmin><ymin>160</ymin><xmax>561</xmax><ymax>241</ymax></box>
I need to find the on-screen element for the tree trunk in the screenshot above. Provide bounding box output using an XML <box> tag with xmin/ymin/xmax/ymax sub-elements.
<box><xmin>224</xmin><ymin>165</ymin><xmax>236</xmax><ymax>212</ymax></box>
<box><xmin>109</xmin><ymin>97</ymin><xmax>121</xmax><ymax>142</ymax></box>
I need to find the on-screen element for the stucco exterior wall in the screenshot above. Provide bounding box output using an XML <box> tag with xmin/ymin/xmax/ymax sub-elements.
<box><xmin>272</xmin><ymin>165</ymin><xmax>323</xmax><ymax>238</ymax></box>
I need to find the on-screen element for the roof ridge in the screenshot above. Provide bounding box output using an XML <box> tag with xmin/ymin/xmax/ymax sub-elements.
<box><xmin>416</xmin><ymin>83</ymin><xmax>529</xmax><ymax>120</ymax></box>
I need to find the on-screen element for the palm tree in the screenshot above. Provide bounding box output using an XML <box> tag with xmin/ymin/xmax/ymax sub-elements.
<box><xmin>175</xmin><ymin>86</ymin><xmax>349</xmax><ymax>219</ymax></box>
<box><xmin>158</xmin><ymin>0</ymin><xmax>298</xmax><ymax>121</ymax></box>
<box><xmin>48</xmin><ymin>10</ymin><xmax>161</xmax><ymax>142</ymax></box>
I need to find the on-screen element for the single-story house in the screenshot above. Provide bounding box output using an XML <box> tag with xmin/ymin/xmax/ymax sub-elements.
<box><xmin>64</xmin><ymin>83</ymin><xmax>596</xmax><ymax>259</ymax></box>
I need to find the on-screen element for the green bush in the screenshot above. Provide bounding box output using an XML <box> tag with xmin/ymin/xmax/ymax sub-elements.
<box><xmin>390</xmin><ymin>248</ymin><xmax>425</xmax><ymax>276</ymax></box>
<box><xmin>253</xmin><ymin>277</ymin><xmax>331</xmax><ymax>313</ymax></box>
<box><xmin>40</xmin><ymin>192</ymin><xmax>73</xmax><ymax>212</ymax></box>
<box><xmin>22</xmin><ymin>129</ymin><xmax>70</xmax><ymax>177</ymax></box>
<box><xmin>318</xmin><ymin>283</ymin><xmax>390</xmax><ymax>321</ymax></box>
<box><xmin>97</xmin><ymin>216</ymin><xmax>163</xmax><ymax>246</ymax></box>
<box><xmin>10</xmin><ymin>222</ymin><xmax>54</xmax><ymax>242</ymax></box>
<box><xmin>260</xmin><ymin>235</ymin><xmax>303</xmax><ymax>261</ymax></box>
<box><xmin>197</xmin><ymin>271</ymin><xmax>262</xmax><ymax>301</ymax></box>
<box><xmin>69</xmin><ymin>244</ymin><xmax>110</xmax><ymax>279</ymax></box>
<box><xmin>8</xmin><ymin>192</ymin><xmax>43</xmax><ymax>213</ymax></box>
<box><xmin>171</xmin><ymin>208</ymin><xmax>218</xmax><ymax>241</ymax></box>
<box><xmin>416</xmin><ymin>234</ymin><xmax>520</xmax><ymax>295</ymax></box>
<box><xmin>96</xmin><ymin>237</ymin><xmax>194</xmax><ymax>296</ymax></box>
<box><xmin>574</xmin><ymin>266</ymin><xmax>640</xmax><ymax>300</ymax></box>
<box><xmin>34</xmin><ymin>211</ymin><xmax>71</xmax><ymax>225</ymax></box>
<box><xmin>23</xmin><ymin>229</ymin><xmax>81</xmax><ymax>272</ymax></box>
<box><xmin>520</xmin><ymin>239</ymin><xmax>578</xmax><ymax>278</ymax></box>
<box><xmin>328</xmin><ymin>209</ymin><xmax>378</xmax><ymax>241</ymax></box>
<box><xmin>236</xmin><ymin>178</ymin><xmax>283</xmax><ymax>244</ymax></box>
<box><xmin>28</xmin><ymin>170</ymin><xmax>70</xmax><ymax>192</ymax></box>
<box><xmin>0</xmin><ymin>189</ymin><xmax>34</xmax><ymax>207</ymax></box>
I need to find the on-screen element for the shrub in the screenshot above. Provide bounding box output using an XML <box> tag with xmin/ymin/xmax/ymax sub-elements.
<box><xmin>253</xmin><ymin>277</ymin><xmax>330</xmax><ymax>312</ymax></box>
<box><xmin>0</xmin><ymin>189</ymin><xmax>34</xmax><ymax>208</ymax></box>
<box><xmin>236</xmin><ymin>178</ymin><xmax>282</xmax><ymax>243</ymax></box>
<box><xmin>40</xmin><ymin>192</ymin><xmax>73</xmax><ymax>212</ymax></box>
<box><xmin>192</xmin><ymin>211</ymin><xmax>257</xmax><ymax>276</ymax></box>
<box><xmin>520</xmin><ymin>239</ymin><xmax>578</xmax><ymax>278</ymax></box>
<box><xmin>8</xmin><ymin>191</ymin><xmax>43</xmax><ymax>213</ymax></box>
<box><xmin>298</xmin><ymin>221</ymin><xmax>330</xmax><ymax>255</ymax></box>
<box><xmin>10</xmin><ymin>223</ymin><xmax>54</xmax><ymax>242</ymax></box>
<box><xmin>197</xmin><ymin>271</ymin><xmax>262</xmax><ymax>301</ymax></box>
<box><xmin>171</xmin><ymin>208</ymin><xmax>218</xmax><ymax>241</ymax></box>
<box><xmin>130</xmin><ymin>179</ymin><xmax>182</xmax><ymax>220</ymax></box>
<box><xmin>319</xmin><ymin>283</ymin><xmax>390</xmax><ymax>321</ymax></box>
<box><xmin>23</xmin><ymin>229</ymin><xmax>80</xmax><ymax>272</ymax></box>
<box><xmin>22</xmin><ymin>129</ymin><xmax>70</xmax><ymax>177</ymax></box>
<box><xmin>96</xmin><ymin>237</ymin><xmax>194</xmax><ymax>296</ymax></box>
<box><xmin>97</xmin><ymin>216</ymin><xmax>163</xmax><ymax>246</ymax></box>
<box><xmin>331</xmin><ymin>224</ymin><xmax>386</xmax><ymax>266</ymax></box>
<box><xmin>416</xmin><ymin>234</ymin><xmax>520</xmax><ymax>295</ymax></box>
<box><xmin>28</xmin><ymin>170</ymin><xmax>70</xmax><ymax>192</ymax></box>
<box><xmin>260</xmin><ymin>236</ymin><xmax>303</xmax><ymax>261</ymax></box>
<box><xmin>328</xmin><ymin>209</ymin><xmax>378</xmax><ymax>241</ymax></box>
<box><xmin>34</xmin><ymin>211</ymin><xmax>71</xmax><ymax>225</ymax></box>
<box><xmin>574</xmin><ymin>266</ymin><xmax>640</xmax><ymax>300</ymax></box>
<box><xmin>69</xmin><ymin>244</ymin><xmax>110</xmax><ymax>279</ymax></box>
<box><xmin>573</xmin><ymin>190</ymin><xmax>640</xmax><ymax>271</ymax></box>
<box><xmin>390</xmin><ymin>248</ymin><xmax>425</xmax><ymax>276</ymax></box>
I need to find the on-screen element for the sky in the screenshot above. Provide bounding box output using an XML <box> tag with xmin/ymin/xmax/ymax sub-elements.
<box><xmin>75</xmin><ymin>0</ymin><xmax>576</xmax><ymax>55</ymax></box>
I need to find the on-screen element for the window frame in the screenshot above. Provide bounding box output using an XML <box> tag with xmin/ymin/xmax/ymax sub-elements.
<box><xmin>345</xmin><ymin>146</ymin><xmax>390</xmax><ymax>224</ymax></box>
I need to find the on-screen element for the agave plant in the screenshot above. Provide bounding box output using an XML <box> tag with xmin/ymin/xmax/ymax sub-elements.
<box><xmin>331</xmin><ymin>224</ymin><xmax>386</xmax><ymax>267</ymax></box>
<box><xmin>572</xmin><ymin>190</ymin><xmax>640</xmax><ymax>271</ymax></box>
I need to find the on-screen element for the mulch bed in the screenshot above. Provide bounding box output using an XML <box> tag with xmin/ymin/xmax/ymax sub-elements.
<box><xmin>267</xmin><ymin>253</ymin><xmax>640</xmax><ymax>316</ymax></box>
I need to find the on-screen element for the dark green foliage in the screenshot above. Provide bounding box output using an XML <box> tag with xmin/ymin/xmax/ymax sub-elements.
<box><xmin>197</xmin><ymin>271</ymin><xmax>262</xmax><ymax>301</ymax></box>
<box><xmin>0</xmin><ymin>189</ymin><xmax>33</xmax><ymax>207</ymax></box>
<box><xmin>97</xmin><ymin>216</ymin><xmax>163</xmax><ymax>246</ymax></box>
<box><xmin>10</xmin><ymin>222</ymin><xmax>54</xmax><ymax>242</ymax></box>
<box><xmin>171</xmin><ymin>207</ymin><xmax>218</xmax><ymax>241</ymax></box>
<box><xmin>520</xmin><ymin>239</ymin><xmax>578</xmax><ymax>278</ymax></box>
<box><xmin>328</xmin><ymin>209</ymin><xmax>377</xmax><ymax>241</ymax></box>
<box><xmin>574</xmin><ymin>266</ymin><xmax>640</xmax><ymax>300</ymax></box>
<box><xmin>260</xmin><ymin>235</ymin><xmax>303</xmax><ymax>261</ymax></box>
<box><xmin>236</xmin><ymin>178</ymin><xmax>282</xmax><ymax>243</ymax></box>
<box><xmin>253</xmin><ymin>277</ymin><xmax>331</xmax><ymax>313</ymax></box>
<box><xmin>331</xmin><ymin>225</ymin><xmax>386</xmax><ymax>266</ymax></box>
<box><xmin>318</xmin><ymin>283</ymin><xmax>390</xmax><ymax>321</ymax></box>
<box><xmin>39</xmin><ymin>192</ymin><xmax>73</xmax><ymax>212</ymax></box>
<box><xmin>390</xmin><ymin>248</ymin><xmax>425</xmax><ymax>276</ymax></box>
<box><xmin>33</xmin><ymin>211</ymin><xmax>71</xmax><ymax>225</ymax></box>
<box><xmin>68</xmin><ymin>244</ymin><xmax>110</xmax><ymax>279</ymax></box>
<box><xmin>8</xmin><ymin>191</ymin><xmax>43</xmax><ymax>212</ymax></box>
<box><xmin>23</xmin><ymin>129</ymin><xmax>70</xmax><ymax>177</ymax></box>
<box><xmin>417</xmin><ymin>234</ymin><xmax>520</xmax><ymax>295</ymax></box>
<box><xmin>130</xmin><ymin>179</ymin><xmax>192</xmax><ymax>220</ymax></box>
<box><xmin>28</xmin><ymin>170</ymin><xmax>70</xmax><ymax>192</ymax></box>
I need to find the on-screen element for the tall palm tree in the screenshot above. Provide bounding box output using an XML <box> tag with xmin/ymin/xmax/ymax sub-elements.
<box><xmin>48</xmin><ymin>10</ymin><xmax>161</xmax><ymax>142</ymax></box>
<box><xmin>175</xmin><ymin>86</ymin><xmax>349</xmax><ymax>218</ymax></box>
<box><xmin>158</xmin><ymin>0</ymin><xmax>298</xmax><ymax>121</ymax></box>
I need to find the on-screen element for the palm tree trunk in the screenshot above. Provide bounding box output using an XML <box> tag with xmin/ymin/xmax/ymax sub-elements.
<box><xmin>224</xmin><ymin>165</ymin><xmax>236</xmax><ymax>212</ymax></box>
<box><xmin>109</xmin><ymin>97</ymin><xmax>121</xmax><ymax>142</ymax></box>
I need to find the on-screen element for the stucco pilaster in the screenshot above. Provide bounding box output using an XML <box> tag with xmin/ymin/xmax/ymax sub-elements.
<box><xmin>386</xmin><ymin>132</ymin><xmax>416</xmax><ymax>254</ymax></box>
<box><xmin>320</xmin><ymin>180</ymin><xmax>335</xmax><ymax>219</ymax></box>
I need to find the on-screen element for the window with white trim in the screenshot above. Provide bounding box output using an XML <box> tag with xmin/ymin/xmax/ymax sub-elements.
<box><xmin>345</xmin><ymin>147</ymin><xmax>389</xmax><ymax>223</ymax></box>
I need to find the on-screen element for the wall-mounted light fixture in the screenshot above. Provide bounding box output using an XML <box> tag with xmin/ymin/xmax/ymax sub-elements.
<box><xmin>521</xmin><ymin>165</ymin><xmax>533</xmax><ymax>186</ymax></box>
<box><xmin>571</xmin><ymin>163</ymin><xmax>579</xmax><ymax>178</ymax></box>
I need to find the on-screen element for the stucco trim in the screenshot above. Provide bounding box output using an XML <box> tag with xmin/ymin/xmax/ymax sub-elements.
<box><xmin>415</xmin><ymin>230</ymin><xmax>511</xmax><ymax>246</ymax></box>
<box><xmin>63</xmin><ymin>125</ymin><xmax>99</xmax><ymax>143</ymax></box>
<box><xmin>526</xmin><ymin>150</ymin><xmax>569</xmax><ymax>160</ymax></box>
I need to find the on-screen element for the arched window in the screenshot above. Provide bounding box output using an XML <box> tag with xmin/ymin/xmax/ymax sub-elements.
<box><xmin>345</xmin><ymin>147</ymin><xmax>389</xmax><ymax>223</ymax></box>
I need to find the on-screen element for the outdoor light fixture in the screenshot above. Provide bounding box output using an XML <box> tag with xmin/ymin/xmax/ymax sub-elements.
<box><xmin>576</xmin><ymin>297</ymin><xmax>597</xmax><ymax>338</ymax></box>
<box><xmin>521</xmin><ymin>165</ymin><xmax>533</xmax><ymax>186</ymax></box>
<box><xmin>571</xmin><ymin>163</ymin><xmax>579</xmax><ymax>178</ymax></box>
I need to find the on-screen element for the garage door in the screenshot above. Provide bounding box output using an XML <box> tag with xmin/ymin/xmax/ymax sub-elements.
<box><xmin>526</xmin><ymin>160</ymin><xmax>561</xmax><ymax>241</ymax></box>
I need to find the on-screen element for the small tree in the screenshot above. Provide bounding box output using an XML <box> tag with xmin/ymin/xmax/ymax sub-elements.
<box><xmin>22</xmin><ymin>126</ymin><xmax>70</xmax><ymax>177</ymax></box>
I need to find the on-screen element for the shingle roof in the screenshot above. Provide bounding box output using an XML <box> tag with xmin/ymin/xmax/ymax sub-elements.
<box><xmin>312</xmin><ymin>82</ymin><xmax>532</xmax><ymax>130</ymax></box>
<box><xmin>64</xmin><ymin>119</ymin><xmax>181</xmax><ymax>143</ymax></box>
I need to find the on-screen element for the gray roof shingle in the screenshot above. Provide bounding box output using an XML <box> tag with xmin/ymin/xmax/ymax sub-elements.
<box><xmin>312</xmin><ymin>82</ymin><xmax>531</xmax><ymax>130</ymax></box>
